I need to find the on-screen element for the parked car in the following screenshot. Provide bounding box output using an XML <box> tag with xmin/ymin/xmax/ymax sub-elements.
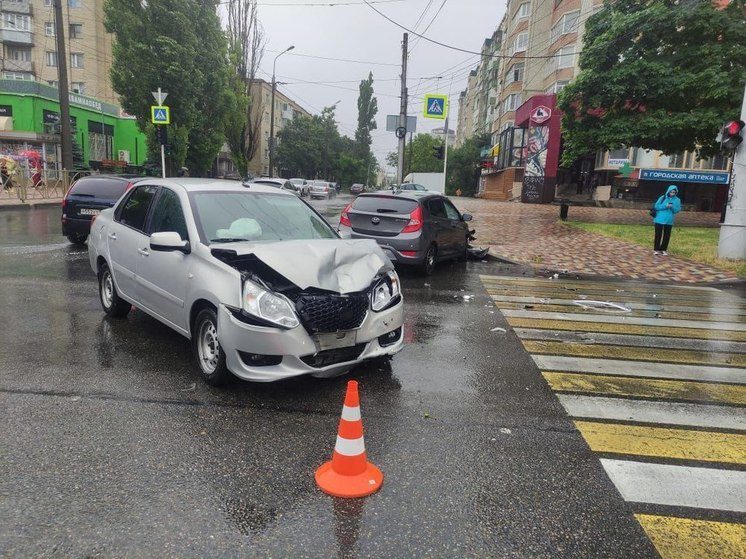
<box><xmin>309</xmin><ymin>180</ymin><xmax>335</xmax><ymax>199</ymax></box>
<box><xmin>397</xmin><ymin>183</ymin><xmax>429</xmax><ymax>192</ymax></box>
<box><xmin>251</xmin><ymin>177</ymin><xmax>301</xmax><ymax>196</ymax></box>
<box><xmin>289</xmin><ymin>178</ymin><xmax>308</xmax><ymax>196</ymax></box>
<box><xmin>62</xmin><ymin>175</ymin><xmax>143</xmax><ymax>245</ymax></box>
<box><xmin>88</xmin><ymin>178</ymin><xmax>404</xmax><ymax>385</ymax></box>
<box><xmin>329</xmin><ymin>182</ymin><xmax>341</xmax><ymax>194</ymax></box>
<box><xmin>350</xmin><ymin>183</ymin><xmax>366</xmax><ymax>195</ymax></box>
<box><xmin>337</xmin><ymin>192</ymin><xmax>472</xmax><ymax>275</ymax></box>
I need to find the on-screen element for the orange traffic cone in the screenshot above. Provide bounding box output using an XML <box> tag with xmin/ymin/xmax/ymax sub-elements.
<box><xmin>315</xmin><ymin>380</ymin><xmax>383</xmax><ymax>498</ymax></box>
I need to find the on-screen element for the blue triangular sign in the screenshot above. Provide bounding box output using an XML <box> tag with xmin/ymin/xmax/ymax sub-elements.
<box><xmin>429</xmin><ymin>100</ymin><xmax>443</xmax><ymax>114</ymax></box>
<box><xmin>155</xmin><ymin>109</ymin><xmax>166</xmax><ymax>120</ymax></box>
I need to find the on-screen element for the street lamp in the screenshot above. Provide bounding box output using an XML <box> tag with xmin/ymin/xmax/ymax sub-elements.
<box><xmin>269</xmin><ymin>45</ymin><xmax>295</xmax><ymax>178</ymax></box>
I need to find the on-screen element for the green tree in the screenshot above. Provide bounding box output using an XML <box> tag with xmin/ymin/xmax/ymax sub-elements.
<box><xmin>355</xmin><ymin>72</ymin><xmax>378</xmax><ymax>184</ymax></box>
<box><xmin>104</xmin><ymin>0</ymin><xmax>231</xmax><ymax>176</ymax></box>
<box><xmin>446</xmin><ymin>134</ymin><xmax>489</xmax><ymax>196</ymax></box>
<box><xmin>558</xmin><ymin>0</ymin><xmax>746</xmax><ymax>166</ymax></box>
<box><xmin>387</xmin><ymin>134</ymin><xmax>444</xmax><ymax>177</ymax></box>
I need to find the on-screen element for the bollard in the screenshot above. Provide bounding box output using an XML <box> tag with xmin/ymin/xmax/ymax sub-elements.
<box><xmin>560</xmin><ymin>201</ymin><xmax>570</xmax><ymax>221</ymax></box>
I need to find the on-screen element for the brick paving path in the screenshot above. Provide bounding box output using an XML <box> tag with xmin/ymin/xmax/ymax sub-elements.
<box><xmin>452</xmin><ymin>198</ymin><xmax>737</xmax><ymax>284</ymax></box>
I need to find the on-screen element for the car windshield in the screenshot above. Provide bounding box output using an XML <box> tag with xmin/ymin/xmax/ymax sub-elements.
<box><xmin>191</xmin><ymin>191</ymin><xmax>336</xmax><ymax>243</ymax></box>
<box><xmin>289</xmin><ymin>179</ymin><xmax>304</xmax><ymax>185</ymax></box>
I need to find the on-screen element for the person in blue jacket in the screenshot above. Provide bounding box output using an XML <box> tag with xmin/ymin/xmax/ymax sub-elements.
<box><xmin>652</xmin><ymin>184</ymin><xmax>681</xmax><ymax>255</ymax></box>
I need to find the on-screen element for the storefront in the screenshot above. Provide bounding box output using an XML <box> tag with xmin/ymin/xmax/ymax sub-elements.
<box><xmin>0</xmin><ymin>80</ymin><xmax>147</xmax><ymax>171</ymax></box>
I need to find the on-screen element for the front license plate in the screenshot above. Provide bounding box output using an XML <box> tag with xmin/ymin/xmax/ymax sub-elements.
<box><xmin>79</xmin><ymin>208</ymin><xmax>101</xmax><ymax>216</ymax></box>
<box><xmin>314</xmin><ymin>331</ymin><xmax>357</xmax><ymax>351</ymax></box>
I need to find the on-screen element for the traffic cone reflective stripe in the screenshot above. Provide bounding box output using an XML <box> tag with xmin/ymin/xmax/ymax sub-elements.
<box><xmin>315</xmin><ymin>380</ymin><xmax>383</xmax><ymax>498</ymax></box>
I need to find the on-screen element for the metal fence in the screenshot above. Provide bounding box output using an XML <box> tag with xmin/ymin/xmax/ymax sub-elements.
<box><xmin>1</xmin><ymin>168</ymin><xmax>91</xmax><ymax>202</ymax></box>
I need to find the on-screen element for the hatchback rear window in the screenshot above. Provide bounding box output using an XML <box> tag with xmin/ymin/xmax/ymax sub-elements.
<box><xmin>68</xmin><ymin>178</ymin><xmax>129</xmax><ymax>199</ymax></box>
<box><xmin>352</xmin><ymin>196</ymin><xmax>418</xmax><ymax>214</ymax></box>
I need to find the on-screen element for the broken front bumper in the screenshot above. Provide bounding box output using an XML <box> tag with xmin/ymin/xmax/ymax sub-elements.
<box><xmin>217</xmin><ymin>301</ymin><xmax>404</xmax><ymax>382</ymax></box>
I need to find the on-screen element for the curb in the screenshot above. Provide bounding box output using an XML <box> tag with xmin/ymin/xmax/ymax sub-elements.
<box><xmin>0</xmin><ymin>200</ymin><xmax>62</xmax><ymax>211</ymax></box>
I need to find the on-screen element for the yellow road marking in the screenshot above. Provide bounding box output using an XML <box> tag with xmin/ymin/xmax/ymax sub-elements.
<box><xmin>542</xmin><ymin>372</ymin><xmax>746</xmax><ymax>405</ymax></box>
<box><xmin>524</xmin><ymin>340</ymin><xmax>746</xmax><ymax>367</ymax></box>
<box><xmin>507</xmin><ymin>318</ymin><xmax>746</xmax><ymax>342</ymax></box>
<box><xmin>635</xmin><ymin>514</ymin><xmax>746</xmax><ymax>559</ymax></box>
<box><xmin>575</xmin><ymin>421</ymin><xmax>746</xmax><ymax>464</ymax></box>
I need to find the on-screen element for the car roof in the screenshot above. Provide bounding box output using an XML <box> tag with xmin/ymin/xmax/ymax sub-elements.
<box><xmin>357</xmin><ymin>191</ymin><xmax>439</xmax><ymax>202</ymax></box>
<box><xmin>126</xmin><ymin>178</ymin><xmax>295</xmax><ymax>196</ymax></box>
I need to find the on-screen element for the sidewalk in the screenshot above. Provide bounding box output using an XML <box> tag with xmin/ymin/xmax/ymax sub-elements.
<box><xmin>454</xmin><ymin>198</ymin><xmax>737</xmax><ymax>283</ymax></box>
<box><xmin>0</xmin><ymin>194</ymin><xmax>62</xmax><ymax>210</ymax></box>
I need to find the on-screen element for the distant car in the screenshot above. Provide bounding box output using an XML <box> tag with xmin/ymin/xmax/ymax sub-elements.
<box><xmin>329</xmin><ymin>182</ymin><xmax>341</xmax><ymax>194</ymax></box>
<box><xmin>338</xmin><ymin>192</ymin><xmax>472</xmax><ymax>275</ymax></box>
<box><xmin>398</xmin><ymin>183</ymin><xmax>429</xmax><ymax>192</ymax></box>
<box><xmin>289</xmin><ymin>178</ymin><xmax>308</xmax><ymax>196</ymax></box>
<box><xmin>309</xmin><ymin>180</ymin><xmax>335</xmax><ymax>200</ymax></box>
<box><xmin>251</xmin><ymin>178</ymin><xmax>301</xmax><ymax>196</ymax></box>
<box><xmin>62</xmin><ymin>175</ymin><xmax>143</xmax><ymax>245</ymax></box>
<box><xmin>350</xmin><ymin>183</ymin><xmax>366</xmax><ymax>195</ymax></box>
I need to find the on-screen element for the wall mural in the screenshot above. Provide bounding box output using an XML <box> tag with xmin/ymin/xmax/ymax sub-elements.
<box><xmin>524</xmin><ymin>125</ymin><xmax>549</xmax><ymax>177</ymax></box>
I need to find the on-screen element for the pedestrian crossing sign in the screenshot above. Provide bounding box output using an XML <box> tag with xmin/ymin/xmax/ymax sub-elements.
<box><xmin>151</xmin><ymin>105</ymin><xmax>170</xmax><ymax>125</ymax></box>
<box><xmin>423</xmin><ymin>94</ymin><xmax>448</xmax><ymax>120</ymax></box>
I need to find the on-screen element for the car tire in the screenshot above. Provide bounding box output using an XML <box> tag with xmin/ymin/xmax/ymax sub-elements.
<box><xmin>421</xmin><ymin>244</ymin><xmax>437</xmax><ymax>276</ymax></box>
<box><xmin>67</xmin><ymin>233</ymin><xmax>88</xmax><ymax>245</ymax></box>
<box><xmin>98</xmin><ymin>263</ymin><xmax>131</xmax><ymax>318</ymax></box>
<box><xmin>193</xmin><ymin>307</ymin><xmax>231</xmax><ymax>386</ymax></box>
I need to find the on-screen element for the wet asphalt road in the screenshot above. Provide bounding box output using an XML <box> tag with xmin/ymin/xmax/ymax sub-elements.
<box><xmin>0</xmin><ymin>199</ymin><xmax>656</xmax><ymax>557</ymax></box>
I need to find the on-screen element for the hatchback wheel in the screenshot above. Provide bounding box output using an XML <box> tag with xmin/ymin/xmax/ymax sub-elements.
<box><xmin>193</xmin><ymin>308</ymin><xmax>230</xmax><ymax>386</ymax></box>
<box><xmin>422</xmin><ymin>244</ymin><xmax>437</xmax><ymax>276</ymax></box>
<box><xmin>67</xmin><ymin>233</ymin><xmax>88</xmax><ymax>246</ymax></box>
<box><xmin>98</xmin><ymin>263</ymin><xmax>131</xmax><ymax>318</ymax></box>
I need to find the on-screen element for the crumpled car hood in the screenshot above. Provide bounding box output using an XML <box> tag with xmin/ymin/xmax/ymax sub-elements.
<box><xmin>211</xmin><ymin>238</ymin><xmax>393</xmax><ymax>293</ymax></box>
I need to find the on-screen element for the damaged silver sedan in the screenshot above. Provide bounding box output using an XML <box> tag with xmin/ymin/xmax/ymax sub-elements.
<box><xmin>88</xmin><ymin>179</ymin><xmax>404</xmax><ymax>385</ymax></box>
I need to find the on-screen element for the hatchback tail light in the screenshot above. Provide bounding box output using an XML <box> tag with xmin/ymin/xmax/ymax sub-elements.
<box><xmin>125</xmin><ymin>181</ymin><xmax>135</xmax><ymax>191</ymax></box>
<box><xmin>401</xmin><ymin>206</ymin><xmax>423</xmax><ymax>233</ymax></box>
<box><xmin>61</xmin><ymin>197</ymin><xmax>67</xmax><ymax>210</ymax></box>
<box><xmin>340</xmin><ymin>203</ymin><xmax>352</xmax><ymax>227</ymax></box>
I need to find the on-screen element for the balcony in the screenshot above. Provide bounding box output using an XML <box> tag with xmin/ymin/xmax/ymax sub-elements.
<box><xmin>0</xmin><ymin>28</ymin><xmax>34</xmax><ymax>45</ymax></box>
<box><xmin>0</xmin><ymin>1</ymin><xmax>32</xmax><ymax>15</ymax></box>
<box><xmin>1</xmin><ymin>58</ymin><xmax>32</xmax><ymax>72</ymax></box>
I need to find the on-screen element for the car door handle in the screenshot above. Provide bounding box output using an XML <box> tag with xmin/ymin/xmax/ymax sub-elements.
<box><xmin>138</xmin><ymin>248</ymin><xmax>149</xmax><ymax>257</ymax></box>
<box><xmin>108</xmin><ymin>232</ymin><xmax>117</xmax><ymax>240</ymax></box>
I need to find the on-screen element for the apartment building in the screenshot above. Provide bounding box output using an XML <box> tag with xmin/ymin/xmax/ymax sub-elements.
<box><xmin>454</xmin><ymin>69</ymin><xmax>477</xmax><ymax>147</ymax></box>
<box><xmin>1</xmin><ymin>0</ymin><xmax>116</xmax><ymax>104</ymax></box>
<box><xmin>247</xmin><ymin>79</ymin><xmax>310</xmax><ymax>177</ymax></box>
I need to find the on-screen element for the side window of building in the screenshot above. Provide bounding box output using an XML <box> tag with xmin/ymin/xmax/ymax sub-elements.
<box><xmin>149</xmin><ymin>189</ymin><xmax>188</xmax><ymax>240</ymax></box>
<box><xmin>428</xmin><ymin>198</ymin><xmax>447</xmax><ymax>219</ymax></box>
<box><xmin>443</xmin><ymin>200</ymin><xmax>461</xmax><ymax>221</ymax></box>
<box><xmin>117</xmin><ymin>185</ymin><xmax>158</xmax><ymax>232</ymax></box>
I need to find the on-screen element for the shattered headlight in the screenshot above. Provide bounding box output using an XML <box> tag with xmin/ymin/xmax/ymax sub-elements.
<box><xmin>371</xmin><ymin>270</ymin><xmax>401</xmax><ymax>312</ymax></box>
<box><xmin>243</xmin><ymin>280</ymin><xmax>299</xmax><ymax>329</ymax></box>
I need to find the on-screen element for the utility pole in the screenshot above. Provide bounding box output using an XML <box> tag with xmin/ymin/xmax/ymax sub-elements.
<box><xmin>718</xmin><ymin>83</ymin><xmax>746</xmax><ymax>259</ymax></box>
<box><xmin>442</xmin><ymin>76</ymin><xmax>454</xmax><ymax>192</ymax></box>
<box><xmin>53</xmin><ymin>0</ymin><xmax>73</xmax><ymax>172</ymax></box>
<box><xmin>269</xmin><ymin>45</ymin><xmax>294</xmax><ymax>178</ymax></box>
<box><xmin>397</xmin><ymin>33</ymin><xmax>408</xmax><ymax>185</ymax></box>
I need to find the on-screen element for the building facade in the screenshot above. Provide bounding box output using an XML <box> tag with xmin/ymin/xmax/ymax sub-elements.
<box><xmin>1</xmin><ymin>0</ymin><xmax>116</xmax><ymax>104</ymax></box>
<box><xmin>247</xmin><ymin>80</ymin><xmax>310</xmax><ymax>177</ymax></box>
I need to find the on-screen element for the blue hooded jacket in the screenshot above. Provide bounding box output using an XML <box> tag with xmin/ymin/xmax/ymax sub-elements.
<box><xmin>653</xmin><ymin>185</ymin><xmax>681</xmax><ymax>225</ymax></box>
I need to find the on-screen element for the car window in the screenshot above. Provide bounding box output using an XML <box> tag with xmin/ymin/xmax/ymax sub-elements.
<box><xmin>69</xmin><ymin>177</ymin><xmax>129</xmax><ymax>199</ymax></box>
<box><xmin>191</xmin><ymin>191</ymin><xmax>336</xmax><ymax>243</ymax></box>
<box><xmin>117</xmin><ymin>185</ymin><xmax>158</xmax><ymax>232</ymax></box>
<box><xmin>443</xmin><ymin>200</ymin><xmax>461</xmax><ymax>220</ymax></box>
<box><xmin>150</xmin><ymin>188</ymin><xmax>189</xmax><ymax>241</ymax></box>
<box><xmin>400</xmin><ymin>184</ymin><xmax>413</xmax><ymax>190</ymax></box>
<box><xmin>415</xmin><ymin>185</ymin><xmax>427</xmax><ymax>191</ymax></box>
<box><xmin>252</xmin><ymin>180</ymin><xmax>283</xmax><ymax>189</ymax></box>
<box><xmin>428</xmin><ymin>198</ymin><xmax>447</xmax><ymax>219</ymax></box>
<box><xmin>352</xmin><ymin>196</ymin><xmax>418</xmax><ymax>214</ymax></box>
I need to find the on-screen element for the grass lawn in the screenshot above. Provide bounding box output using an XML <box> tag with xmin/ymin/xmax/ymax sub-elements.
<box><xmin>565</xmin><ymin>221</ymin><xmax>746</xmax><ymax>278</ymax></box>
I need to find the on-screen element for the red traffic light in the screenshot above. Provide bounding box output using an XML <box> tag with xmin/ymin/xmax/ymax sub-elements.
<box><xmin>725</xmin><ymin>120</ymin><xmax>744</xmax><ymax>135</ymax></box>
<box><xmin>721</xmin><ymin>119</ymin><xmax>744</xmax><ymax>152</ymax></box>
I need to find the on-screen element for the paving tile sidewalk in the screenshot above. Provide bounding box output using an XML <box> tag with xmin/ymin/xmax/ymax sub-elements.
<box><xmin>0</xmin><ymin>194</ymin><xmax>63</xmax><ymax>209</ymax></box>
<box><xmin>453</xmin><ymin>198</ymin><xmax>737</xmax><ymax>283</ymax></box>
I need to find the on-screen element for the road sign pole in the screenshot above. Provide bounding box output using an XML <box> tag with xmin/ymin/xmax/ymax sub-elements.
<box><xmin>160</xmin><ymin>143</ymin><xmax>166</xmax><ymax>179</ymax></box>
<box><xmin>718</xmin><ymin>83</ymin><xmax>746</xmax><ymax>259</ymax></box>
<box><xmin>397</xmin><ymin>33</ymin><xmax>408</xmax><ymax>185</ymax></box>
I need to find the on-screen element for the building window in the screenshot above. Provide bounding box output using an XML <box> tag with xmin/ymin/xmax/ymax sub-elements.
<box><xmin>668</xmin><ymin>153</ymin><xmax>687</xmax><ymax>168</ymax></box>
<box><xmin>556</xmin><ymin>45</ymin><xmax>575</xmax><ymax>69</ymax></box>
<box><xmin>69</xmin><ymin>23</ymin><xmax>83</xmax><ymax>38</ymax></box>
<box><xmin>546</xmin><ymin>80</ymin><xmax>570</xmax><ymax>94</ymax></box>
<box><xmin>71</xmin><ymin>82</ymin><xmax>85</xmax><ymax>94</ymax></box>
<box><xmin>502</xmin><ymin>93</ymin><xmax>522</xmax><ymax>114</ymax></box>
<box><xmin>44</xmin><ymin>21</ymin><xmax>55</xmax><ymax>36</ymax></box>
<box><xmin>68</xmin><ymin>0</ymin><xmax>82</xmax><ymax>7</ymax></box>
<box><xmin>509</xmin><ymin>32</ymin><xmax>528</xmax><ymax>55</ymax></box>
<box><xmin>608</xmin><ymin>147</ymin><xmax>629</xmax><ymax>162</ymax></box>
<box><xmin>703</xmin><ymin>154</ymin><xmax>728</xmax><ymax>171</ymax></box>
<box><xmin>2</xmin><ymin>13</ymin><xmax>31</xmax><ymax>31</ymax></box>
<box><xmin>45</xmin><ymin>51</ymin><xmax>57</xmax><ymax>67</ymax></box>
<box><xmin>7</xmin><ymin>46</ymin><xmax>31</xmax><ymax>61</ymax></box>
<box><xmin>550</xmin><ymin>10</ymin><xmax>580</xmax><ymax>43</ymax></box>
<box><xmin>513</xmin><ymin>2</ymin><xmax>530</xmax><ymax>22</ymax></box>
<box><xmin>70</xmin><ymin>53</ymin><xmax>84</xmax><ymax>68</ymax></box>
<box><xmin>44</xmin><ymin>0</ymin><xmax>53</xmax><ymax>5</ymax></box>
<box><xmin>505</xmin><ymin>62</ymin><xmax>525</xmax><ymax>84</ymax></box>
<box><xmin>47</xmin><ymin>80</ymin><xmax>58</xmax><ymax>88</ymax></box>
<box><xmin>3</xmin><ymin>71</ymin><xmax>33</xmax><ymax>80</ymax></box>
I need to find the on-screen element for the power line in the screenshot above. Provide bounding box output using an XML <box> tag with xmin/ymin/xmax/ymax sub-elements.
<box><xmin>264</xmin><ymin>49</ymin><xmax>399</xmax><ymax>67</ymax></box>
<box><xmin>409</xmin><ymin>0</ymin><xmax>448</xmax><ymax>53</ymax></box>
<box><xmin>220</xmin><ymin>0</ymin><xmax>405</xmax><ymax>6</ymax></box>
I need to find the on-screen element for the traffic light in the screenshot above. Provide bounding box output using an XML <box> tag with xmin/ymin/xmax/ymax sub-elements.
<box><xmin>433</xmin><ymin>145</ymin><xmax>445</xmax><ymax>160</ymax></box>
<box><xmin>155</xmin><ymin>125</ymin><xmax>168</xmax><ymax>146</ymax></box>
<box><xmin>720</xmin><ymin>119</ymin><xmax>744</xmax><ymax>152</ymax></box>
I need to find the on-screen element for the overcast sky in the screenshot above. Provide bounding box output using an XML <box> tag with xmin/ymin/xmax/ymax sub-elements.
<box><xmin>253</xmin><ymin>0</ymin><xmax>504</xmax><ymax>169</ymax></box>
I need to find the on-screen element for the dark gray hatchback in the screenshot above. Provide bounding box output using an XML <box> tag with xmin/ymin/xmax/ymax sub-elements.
<box><xmin>337</xmin><ymin>192</ymin><xmax>472</xmax><ymax>275</ymax></box>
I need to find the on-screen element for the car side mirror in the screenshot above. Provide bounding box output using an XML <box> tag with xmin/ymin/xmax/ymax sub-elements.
<box><xmin>462</xmin><ymin>213</ymin><xmax>473</xmax><ymax>222</ymax></box>
<box><xmin>151</xmin><ymin>231</ymin><xmax>190</xmax><ymax>254</ymax></box>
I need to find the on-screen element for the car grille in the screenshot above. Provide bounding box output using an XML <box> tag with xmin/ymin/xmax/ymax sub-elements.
<box><xmin>301</xmin><ymin>344</ymin><xmax>366</xmax><ymax>368</ymax></box>
<box><xmin>294</xmin><ymin>293</ymin><xmax>369</xmax><ymax>333</ymax></box>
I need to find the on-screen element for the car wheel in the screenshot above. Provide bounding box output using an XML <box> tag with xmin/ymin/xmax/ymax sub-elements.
<box><xmin>421</xmin><ymin>244</ymin><xmax>437</xmax><ymax>276</ymax></box>
<box><xmin>67</xmin><ymin>233</ymin><xmax>88</xmax><ymax>246</ymax></box>
<box><xmin>98</xmin><ymin>263</ymin><xmax>131</xmax><ymax>318</ymax></box>
<box><xmin>193</xmin><ymin>307</ymin><xmax>230</xmax><ymax>386</ymax></box>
